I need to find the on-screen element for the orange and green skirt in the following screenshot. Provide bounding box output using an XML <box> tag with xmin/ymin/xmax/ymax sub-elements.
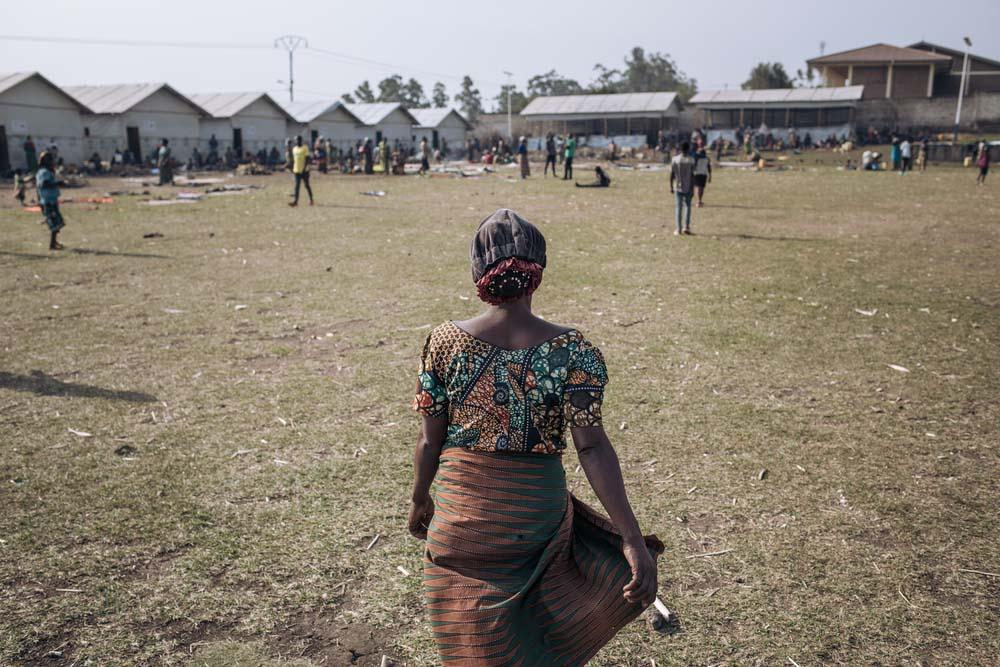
<box><xmin>423</xmin><ymin>446</ymin><xmax>664</xmax><ymax>666</ymax></box>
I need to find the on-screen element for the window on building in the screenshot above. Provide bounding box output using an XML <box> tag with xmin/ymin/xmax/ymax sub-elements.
<box><xmin>793</xmin><ymin>109</ymin><xmax>818</xmax><ymax>126</ymax></box>
<box><xmin>84</xmin><ymin>127</ymin><xmax>90</xmax><ymax>137</ymax></box>
<box><xmin>744</xmin><ymin>109</ymin><xmax>763</xmax><ymax>127</ymax></box>
<box><xmin>765</xmin><ymin>109</ymin><xmax>787</xmax><ymax>127</ymax></box>
<box><xmin>824</xmin><ymin>107</ymin><xmax>851</xmax><ymax>125</ymax></box>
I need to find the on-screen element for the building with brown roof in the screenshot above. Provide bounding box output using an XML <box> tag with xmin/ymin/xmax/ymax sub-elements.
<box><xmin>908</xmin><ymin>42</ymin><xmax>1000</xmax><ymax>96</ymax></box>
<box><xmin>807</xmin><ymin>43</ymin><xmax>952</xmax><ymax>99</ymax></box>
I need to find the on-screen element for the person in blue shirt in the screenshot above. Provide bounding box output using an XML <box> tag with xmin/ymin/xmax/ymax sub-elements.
<box><xmin>36</xmin><ymin>152</ymin><xmax>65</xmax><ymax>250</ymax></box>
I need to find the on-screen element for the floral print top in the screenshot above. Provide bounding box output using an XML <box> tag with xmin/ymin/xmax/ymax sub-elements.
<box><xmin>413</xmin><ymin>321</ymin><xmax>608</xmax><ymax>455</ymax></box>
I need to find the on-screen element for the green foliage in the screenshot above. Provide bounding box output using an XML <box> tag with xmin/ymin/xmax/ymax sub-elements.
<box><xmin>527</xmin><ymin>70</ymin><xmax>584</xmax><ymax>97</ymax></box>
<box><xmin>589</xmin><ymin>47</ymin><xmax>698</xmax><ymax>101</ymax></box>
<box><xmin>742</xmin><ymin>62</ymin><xmax>794</xmax><ymax>90</ymax></box>
<box><xmin>454</xmin><ymin>75</ymin><xmax>483</xmax><ymax>121</ymax></box>
<box><xmin>495</xmin><ymin>84</ymin><xmax>529</xmax><ymax>114</ymax></box>
<box><xmin>352</xmin><ymin>80</ymin><xmax>376</xmax><ymax>103</ymax></box>
<box><xmin>431</xmin><ymin>82</ymin><xmax>448</xmax><ymax>109</ymax></box>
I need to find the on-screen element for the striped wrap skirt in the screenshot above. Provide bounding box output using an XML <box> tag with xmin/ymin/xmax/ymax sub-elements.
<box><xmin>423</xmin><ymin>446</ymin><xmax>664</xmax><ymax>666</ymax></box>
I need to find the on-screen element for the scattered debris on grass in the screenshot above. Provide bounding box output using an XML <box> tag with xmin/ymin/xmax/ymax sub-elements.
<box><xmin>143</xmin><ymin>232</ymin><xmax>164</xmax><ymax>238</ymax></box>
<box><xmin>366</xmin><ymin>534</ymin><xmax>381</xmax><ymax>551</ymax></box>
<box><xmin>758</xmin><ymin>468</ymin><xmax>768</xmax><ymax>481</ymax></box>
<box><xmin>234</xmin><ymin>304</ymin><xmax>248</xmax><ymax>311</ymax></box>
<box><xmin>887</xmin><ymin>364</ymin><xmax>911</xmax><ymax>373</ymax></box>
<box><xmin>855</xmin><ymin>308</ymin><xmax>878</xmax><ymax>316</ymax></box>
<box><xmin>396</xmin><ymin>565</ymin><xmax>411</xmax><ymax>576</ymax></box>
<box><xmin>68</xmin><ymin>428</ymin><xmax>92</xmax><ymax>438</ymax></box>
<box><xmin>958</xmin><ymin>568</ymin><xmax>1000</xmax><ymax>578</ymax></box>
<box><xmin>685</xmin><ymin>548</ymin><xmax>733</xmax><ymax>559</ymax></box>
<box><xmin>114</xmin><ymin>444</ymin><xmax>137</xmax><ymax>457</ymax></box>
<box><xmin>361</xmin><ymin>190</ymin><xmax>386</xmax><ymax>197</ymax></box>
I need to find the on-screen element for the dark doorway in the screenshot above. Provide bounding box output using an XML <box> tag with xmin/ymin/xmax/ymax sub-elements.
<box><xmin>126</xmin><ymin>126</ymin><xmax>141</xmax><ymax>162</ymax></box>
<box><xmin>375</xmin><ymin>130</ymin><xmax>383</xmax><ymax>145</ymax></box>
<box><xmin>310</xmin><ymin>129</ymin><xmax>318</xmax><ymax>145</ymax></box>
<box><xmin>232</xmin><ymin>128</ymin><xmax>243</xmax><ymax>156</ymax></box>
<box><xmin>432</xmin><ymin>130</ymin><xmax>439</xmax><ymax>150</ymax></box>
<box><xmin>0</xmin><ymin>126</ymin><xmax>9</xmax><ymax>172</ymax></box>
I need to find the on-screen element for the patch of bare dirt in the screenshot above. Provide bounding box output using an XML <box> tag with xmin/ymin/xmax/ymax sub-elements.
<box><xmin>269</xmin><ymin>608</ymin><xmax>390</xmax><ymax>666</ymax></box>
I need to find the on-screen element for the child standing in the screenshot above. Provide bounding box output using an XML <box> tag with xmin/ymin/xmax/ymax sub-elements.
<box><xmin>13</xmin><ymin>169</ymin><xmax>29</xmax><ymax>206</ymax></box>
<box><xmin>36</xmin><ymin>152</ymin><xmax>65</xmax><ymax>250</ymax></box>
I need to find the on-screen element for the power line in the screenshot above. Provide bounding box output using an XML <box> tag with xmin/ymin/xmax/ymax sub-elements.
<box><xmin>0</xmin><ymin>33</ymin><xmax>269</xmax><ymax>49</ymax></box>
<box><xmin>303</xmin><ymin>46</ymin><xmax>503</xmax><ymax>87</ymax></box>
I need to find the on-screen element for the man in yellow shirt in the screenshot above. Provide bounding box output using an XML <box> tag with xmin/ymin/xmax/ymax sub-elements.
<box><xmin>289</xmin><ymin>135</ymin><xmax>314</xmax><ymax>207</ymax></box>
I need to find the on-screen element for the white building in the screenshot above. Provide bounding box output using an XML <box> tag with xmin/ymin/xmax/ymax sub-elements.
<box><xmin>188</xmin><ymin>92</ymin><xmax>294</xmax><ymax>158</ymax></box>
<box><xmin>345</xmin><ymin>103</ymin><xmax>420</xmax><ymax>148</ymax></box>
<box><xmin>410</xmin><ymin>108</ymin><xmax>471</xmax><ymax>156</ymax></box>
<box><xmin>0</xmin><ymin>72</ymin><xmax>90</xmax><ymax>171</ymax></box>
<box><xmin>520</xmin><ymin>91</ymin><xmax>681</xmax><ymax>148</ymax></box>
<box><xmin>63</xmin><ymin>83</ymin><xmax>207</xmax><ymax>163</ymax></box>
<box><xmin>283</xmin><ymin>99</ymin><xmax>364</xmax><ymax>149</ymax></box>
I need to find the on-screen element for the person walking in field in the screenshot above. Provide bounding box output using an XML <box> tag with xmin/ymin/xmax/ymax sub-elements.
<box><xmin>670</xmin><ymin>141</ymin><xmax>695</xmax><ymax>235</ymax></box>
<box><xmin>977</xmin><ymin>141</ymin><xmax>990</xmax><ymax>185</ymax></box>
<box><xmin>692</xmin><ymin>140</ymin><xmax>712</xmax><ymax>207</ymax></box>
<box><xmin>379</xmin><ymin>138</ymin><xmax>390</xmax><ymax>175</ymax></box>
<box><xmin>899</xmin><ymin>138</ymin><xmax>912</xmax><ymax>174</ymax></box>
<box><xmin>157</xmin><ymin>139</ymin><xmax>174</xmax><ymax>185</ymax></box>
<box><xmin>409</xmin><ymin>208</ymin><xmax>662</xmax><ymax>666</ymax></box>
<box><xmin>288</xmin><ymin>135</ymin><xmax>314</xmax><ymax>207</ymax></box>
<box><xmin>517</xmin><ymin>136</ymin><xmax>530</xmax><ymax>179</ymax></box>
<box><xmin>419</xmin><ymin>136</ymin><xmax>431</xmax><ymax>175</ymax></box>
<box><xmin>36</xmin><ymin>152</ymin><xmax>65</xmax><ymax>250</ymax></box>
<box><xmin>563</xmin><ymin>133</ymin><xmax>576</xmax><ymax>180</ymax></box>
<box><xmin>544</xmin><ymin>133</ymin><xmax>557</xmax><ymax>176</ymax></box>
<box><xmin>918</xmin><ymin>137</ymin><xmax>929</xmax><ymax>172</ymax></box>
<box><xmin>23</xmin><ymin>135</ymin><xmax>38</xmax><ymax>172</ymax></box>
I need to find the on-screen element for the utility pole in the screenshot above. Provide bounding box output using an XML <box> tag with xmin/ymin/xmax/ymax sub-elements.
<box><xmin>274</xmin><ymin>35</ymin><xmax>307</xmax><ymax>103</ymax></box>
<box><xmin>953</xmin><ymin>36</ymin><xmax>972</xmax><ymax>142</ymax></box>
<box><xmin>503</xmin><ymin>70</ymin><xmax>513</xmax><ymax>140</ymax></box>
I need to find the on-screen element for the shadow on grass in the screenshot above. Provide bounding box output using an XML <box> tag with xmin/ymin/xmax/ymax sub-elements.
<box><xmin>709</xmin><ymin>233</ymin><xmax>815</xmax><ymax>243</ymax></box>
<box><xmin>0</xmin><ymin>248</ymin><xmax>169</xmax><ymax>260</ymax></box>
<box><xmin>0</xmin><ymin>370</ymin><xmax>158</xmax><ymax>403</ymax></box>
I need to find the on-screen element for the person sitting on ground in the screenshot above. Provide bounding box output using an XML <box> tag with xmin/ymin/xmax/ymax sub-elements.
<box><xmin>575</xmin><ymin>165</ymin><xmax>611</xmax><ymax>188</ymax></box>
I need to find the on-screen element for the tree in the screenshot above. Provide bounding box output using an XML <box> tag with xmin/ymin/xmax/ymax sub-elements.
<box><xmin>403</xmin><ymin>78</ymin><xmax>428</xmax><ymax>108</ymax></box>
<box><xmin>341</xmin><ymin>93</ymin><xmax>356</xmax><ymax>104</ymax></box>
<box><xmin>527</xmin><ymin>70</ymin><xmax>583</xmax><ymax>98</ymax></box>
<box><xmin>742</xmin><ymin>62</ymin><xmax>794</xmax><ymax>90</ymax></box>
<box><xmin>495</xmin><ymin>84</ymin><xmax>529</xmax><ymax>114</ymax></box>
<box><xmin>353</xmin><ymin>80</ymin><xmax>376</xmax><ymax>103</ymax></box>
<box><xmin>589</xmin><ymin>47</ymin><xmax>698</xmax><ymax>101</ymax></box>
<box><xmin>431</xmin><ymin>82</ymin><xmax>448</xmax><ymax>108</ymax></box>
<box><xmin>454</xmin><ymin>75</ymin><xmax>483</xmax><ymax>121</ymax></box>
<box><xmin>376</xmin><ymin>75</ymin><xmax>404</xmax><ymax>103</ymax></box>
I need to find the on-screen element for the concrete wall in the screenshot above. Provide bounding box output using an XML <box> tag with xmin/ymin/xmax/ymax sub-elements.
<box><xmin>198</xmin><ymin>98</ymin><xmax>289</xmax><ymax>155</ymax></box>
<box><xmin>0</xmin><ymin>76</ymin><xmax>84</xmax><ymax>170</ymax></box>
<box><xmin>857</xmin><ymin>91</ymin><xmax>1000</xmax><ymax>131</ymax></box>
<box><xmin>371</xmin><ymin>108</ymin><xmax>415</xmax><ymax>148</ymax></box>
<box><xmin>307</xmin><ymin>107</ymin><xmax>360</xmax><ymax>150</ymax></box>
<box><xmin>420</xmin><ymin>114</ymin><xmax>468</xmax><ymax>154</ymax></box>
<box><xmin>892</xmin><ymin>65</ymin><xmax>929</xmax><ymax>98</ymax></box>
<box><xmin>83</xmin><ymin>88</ymin><xmax>202</xmax><ymax>162</ymax></box>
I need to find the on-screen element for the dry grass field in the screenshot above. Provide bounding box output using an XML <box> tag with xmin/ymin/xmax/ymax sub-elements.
<box><xmin>1</xmin><ymin>158</ymin><xmax>998</xmax><ymax>666</ymax></box>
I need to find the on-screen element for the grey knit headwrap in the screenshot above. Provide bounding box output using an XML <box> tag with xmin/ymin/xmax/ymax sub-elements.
<box><xmin>470</xmin><ymin>208</ymin><xmax>547</xmax><ymax>282</ymax></box>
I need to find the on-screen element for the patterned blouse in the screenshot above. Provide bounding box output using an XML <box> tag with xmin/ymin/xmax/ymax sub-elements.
<box><xmin>413</xmin><ymin>321</ymin><xmax>608</xmax><ymax>455</ymax></box>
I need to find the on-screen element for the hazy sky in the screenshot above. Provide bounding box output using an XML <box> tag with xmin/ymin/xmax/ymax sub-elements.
<box><xmin>4</xmin><ymin>0</ymin><xmax>998</xmax><ymax>108</ymax></box>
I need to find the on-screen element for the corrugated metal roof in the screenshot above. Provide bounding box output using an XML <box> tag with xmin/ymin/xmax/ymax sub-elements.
<box><xmin>808</xmin><ymin>43</ymin><xmax>952</xmax><ymax>65</ymax></box>
<box><xmin>0</xmin><ymin>71</ymin><xmax>92</xmax><ymax>112</ymax></box>
<box><xmin>282</xmin><ymin>99</ymin><xmax>362</xmax><ymax>124</ymax></box>
<box><xmin>520</xmin><ymin>92</ymin><xmax>679</xmax><ymax>117</ymax></box>
<box><xmin>410</xmin><ymin>108</ymin><xmax>471</xmax><ymax>129</ymax></box>
<box><xmin>188</xmin><ymin>92</ymin><xmax>292</xmax><ymax>120</ymax></box>
<box><xmin>344</xmin><ymin>102</ymin><xmax>419</xmax><ymax>125</ymax></box>
<box><xmin>909</xmin><ymin>41</ymin><xmax>999</xmax><ymax>69</ymax></box>
<box><xmin>63</xmin><ymin>83</ymin><xmax>206</xmax><ymax>115</ymax></box>
<box><xmin>690</xmin><ymin>86</ymin><xmax>865</xmax><ymax>105</ymax></box>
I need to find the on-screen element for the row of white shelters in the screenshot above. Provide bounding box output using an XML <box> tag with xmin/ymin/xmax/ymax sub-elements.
<box><xmin>520</xmin><ymin>92</ymin><xmax>681</xmax><ymax>146</ymax></box>
<box><xmin>283</xmin><ymin>99</ymin><xmax>364</xmax><ymax>149</ymax></box>
<box><xmin>188</xmin><ymin>92</ymin><xmax>294</xmax><ymax>157</ymax></box>
<box><xmin>689</xmin><ymin>85</ymin><xmax>866</xmax><ymax>143</ymax></box>
<box><xmin>410</xmin><ymin>108</ymin><xmax>473</xmax><ymax>152</ymax></box>
<box><xmin>0</xmin><ymin>72</ymin><xmax>91</xmax><ymax>171</ymax></box>
<box><xmin>63</xmin><ymin>83</ymin><xmax>207</xmax><ymax>162</ymax></box>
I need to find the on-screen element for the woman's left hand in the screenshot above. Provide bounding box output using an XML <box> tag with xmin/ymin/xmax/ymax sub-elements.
<box><xmin>408</xmin><ymin>494</ymin><xmax>435</xmax><ymax>540</ymax></box>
